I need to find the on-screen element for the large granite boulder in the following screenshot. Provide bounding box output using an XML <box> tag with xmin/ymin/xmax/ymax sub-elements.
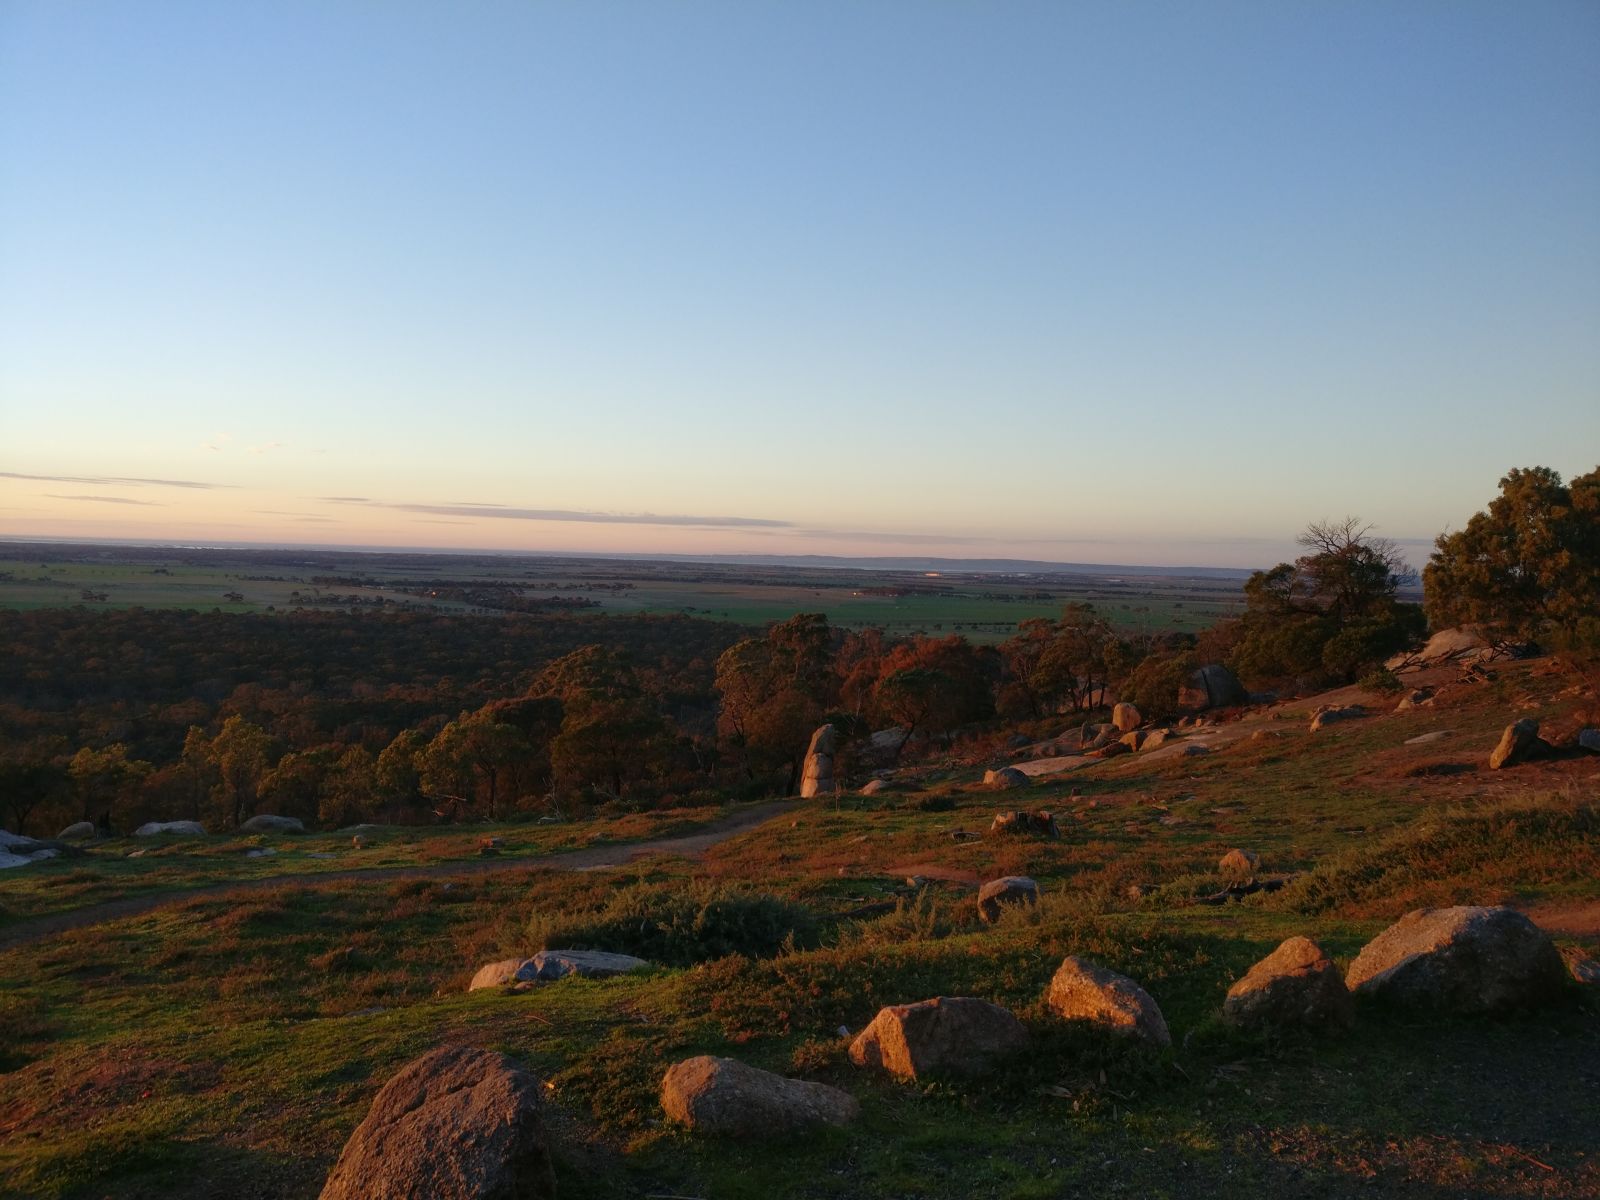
<box><xmin>800</xmin><ymin>724</ymin><xmax>839</xmax><ymax>798</ymax></box>
<box><xmin>1223</xmin><ymin>937</ymin><xmax>1353</xmax><ymax>1031</ymax></box>
<box><xmin>1111</xmin><ymin>703</ymin><xmax>1142</xmax><ymax>733</ymax></box>
<box><xmin>660</xmin><ymin>1055</ymin><xmax>858</xmax><ymax>1135</ymax></box>
<box><xmin>1179</xmin><ymin>664</ymin><xmax>1248</xmax><ymax>711</ymax></box>
<box><xmin>318</xmin><ymin>1046</ymin><xmax>554</xmax><ymax>1200</ymax></box>
<box><xmin>134</xmin><ymin>820</ymin><xmax>206</xmax><ymax>837</ymax></box>
<box><xmin>1045</xmin><ymin>956</ymin><xmax>1170</xmax><ymax>1046</ymax></box>
<box><xmin>848</xmin><ymin>996</ymin><xmax>1028</xmax><ymax>1081</ymax></box>
<box><xmin>977</xmin><ymin>875</ymin><xmax>1039</xmax><ymax>923</ymax></box>
<box><xmin>1488</xmin><ymin>719</ymin><xmax>1550</xmax><ymax>769</ymax></box>
<box><xmin>1345</xmin><ymin>906</ymin><xmax>1568</xmax><ymax>1013</ymax></box>
<box><xmin>469</xmin><ymin>949</ymin><xmax>652</xmax><ymax>990</ymax></box>
<box><xmin>57</xmin><ymin>821</ymin><xmax>97</xmax><ymax>841</ymax></box>
<box><xmin>239</xmin><ymin>814</ymin><xmax>306</xmax><ymax>834</ymax></box>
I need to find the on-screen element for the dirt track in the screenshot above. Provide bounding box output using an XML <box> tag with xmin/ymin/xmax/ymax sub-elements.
<box><xmin>0</xmin><ymin>800</ymin><xmax>796</xmax><ymax>951</ymax></box>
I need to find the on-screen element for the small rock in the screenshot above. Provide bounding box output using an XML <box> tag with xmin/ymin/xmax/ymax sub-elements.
<box><xmin>983</xmin><ymin>767</ymin><xmax>1029</xmax><ymax>790</ymax></box>
<box><xmin>1223</xmin><ymin>937</ymin><xmax>1353</xmax><ymax>1031</ymax></box>
<box><xmin>1045</xmin><ymin>956</ymin><xmax>1170</xmax><ymax>1046</ymax></box>
<box><xmin>859</xmin><ymin>779</ymin><xmax>889</xmax><ymax>796</ymax></box>
<box><xmin>848</xmin><ymin>996</ymin><xmax>1028</xmax><ymax>1081</ymax></box>
<box><xmin>988</xmin><ymin>810</ymin><xmax>1059</xmax><ymax>838</ymax></box>
<box><xmin>1346</xmin><ymin>906</ymin><xmax>1568</xmax><ymax>1013</ymax></box>
<box><xmin>1309</xmin><ymin>705</ymin><xmax>1366</xmax><ymax>732</ymax></box>
<box><xmin>977</xmin><ymin>875</ymin><xmax>1039</xmax><ymax>923</ymax></box>
<box><xmin>57</xmin><ymin>821</ymin><xmax>97</xmax><ymax>841</ymax></box>
<box><xmin>1394</xmin><ymin>688</ymin><xmax>1435</xmax><ymax>712</ymax></box>
<box><xmin>661</xmin><ymin>1055</ymin><xmax>858</xmax><ymax>1135</ymax></box>
<box><xmin>134</xmin><ymin>820</ymin><xmax>206</xmax><ymax>837</ymax></box>
<box><xmin>1576</xmin><ymin>728</ymin><xmax>1600</xmax><ymax>754</ymax></box>
<box><xmin>1405</xmin><ymin>730</ymin><xmax>1454</xmax><ymax>746</ymax></box>
<box><xmin>351</xmin><ymin>834</ymin><xmax>368</xmax><ymax>850</ymax></box>
<box><xmin>1179</xmin><ymin>744</ymin><xmax>1211</xmax><ymax>757</ymax></box>
<box><xmin>244</xmin><ymin>847</ymin><xmax>278</xmax><ymax>858</ymax></box>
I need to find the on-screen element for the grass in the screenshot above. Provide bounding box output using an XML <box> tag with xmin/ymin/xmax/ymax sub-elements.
<box><xmin>0</xmin><ymin>804</ymin><xmax>729</xmax><ymax>931</ymax></box>
<box><xmin>2</xmin><ymin>658</ymin><xmax>1597</xmax><ymax>1198</ymax></box>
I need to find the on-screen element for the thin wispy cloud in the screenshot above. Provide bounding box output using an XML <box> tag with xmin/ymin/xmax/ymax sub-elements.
<box><xmin>3</xmin><ymin>471</ymin><xmax>228</xmax><ymax>490</ymax></box>
<box><xmin>390</xmin><ymin>503</ymin><xmax>790</xmax><ymax>529</ymax></box>
<box><xmin>317</xmin><ymin>496</ymin><xmax>371</xmax><ymax>504</ymax></box>
<box><xmin>45</xmin><ymin>493</ymin><xmax>164</xmax><ymax>506</ymax></box>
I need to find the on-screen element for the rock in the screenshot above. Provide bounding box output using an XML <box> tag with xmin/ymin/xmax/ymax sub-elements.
<box><xmin>1405</xmin><ymin>730</ymin><xmax>1454</xmax><ymax>745</ymax></box>
<box><xmin>1111</xmin><ymin>702</ymin><xmax>1142</xmax><ymax>733</ymax></box>
<box><xmin>1219</xmin><ymin>848</ymin><xmax>1260</xmax><ymax>877</ymax></box>
<box><xmin>318</xmin><ymin>1046</ymin><xmax>553</xmax><ymax>1200</ymax></box>
<box><xmin>0</xmin><ymin>829</ymin><xmax>47</xmax><ymax>853</ymax></box>
<box><xmin>1309</xmin><ymin>704</ymin><xmax>1367</xmax><ymax>732</ymax></box>
<box><xmin>469</xmin><ymin>950</ymin><xmax>652</xmax><ymax>990</ymax></box>
<box><xmin>1142</xmin><ymin>728</ymin><xmax>1172</xmax><ymax>751</ymax></box>
<box><xmin>976</xmin><ymin>875</ymin><xmax>1039</xmax><ymax>923</ymax></box>
<box><xmin>469</xmin><ymin>958</ymin><xmax>528</xmax><ymax>991</ymax></box>
<box><xmin>526</xmin><ymin>949</ymin><xmax>652</xmax><ymax>981</ymax></box>
<box><xmin>1179</xmin><ymin>744</ymin><xmax>1211</xmax><ymax>757</ymax></box>
<box><xmin>1394</xmin><ymin>688</ymin><xmax>1435</xmax><ymax>712</ymax></box>
<box><xmin>1577</xmin><ymin>728</ymin><xmax>1600</xmax><ymax>754</ymax></box>
<box><xmin>1095</xmin><ymin>741</ymin><xmax>1132</xmax><ymax>759</ymax></box>
<box><xmin>0</xmin><ymin>851</ymin><xmax>34</xmax><ymax>870</ymax></box>
<box><xmin>57</xmin><ymin>821</ymin><xmax>97</xmax><ymax>841</ymax></box>
<box><xmin>351</xmin><ymin>834</ymin><xmax>369</xmax><ymax>849</ymax></box>
<box><xmin>133</xmin><ymin>820</ymin><xmax>206</xmax><ymax>837</ymax></box>
<box><xmin>1045</xmin><ymin>956</ymin><xmax>1170</xmax><ymax>1046</ymax></box>
<box><xmin>869</xmin><ymin>726</ymin><xmax>908</xmax><ymax>752</ymax></box>
<box><xmin>1386</xmin><ymin>626</ymin><xmax>1491</xmax><ymax>670</ymax></box>
<box><xmin>1488</xmin><ymin>719</ymin><xmax>1545</xmax><ymax>769</ymax></box>
<box><xmin>1119</xmin><ymin>730</ymin><xmax>1148</xmax><ymax>751</ymax></box>
<box><xmin>983</xmin><ymin>766</ymin><xmax>1029</xmax><ymax>790</ymax></box>
<box><xmin>244</xmin><ymin>847</ymin><xmax>277</xmax><ymax>858</ymax></box>
<box><xmin>988</xmin><ymin>811</ymin><xmax>1059</xmax><ymax>838</ymax></box>
<box><xmin>660</xmin><ymin>1055</ymin><xmax>858</xmax><ymax>1135</ymax></box>
<box><xmin>1006</xmin><ymin>733</ymin><xmax>1032</xmax><ymax>749</ymax></box>
<box><xmin>848</xmin><ymin>996</ymin><xmax>1028</xmax><ymax>1081</ymax></box>
<box><xmin>1251</xmin><ymin>728</ymin><xmax>1283</xmax><ymax>741</ymax></box>
<box><xmin>800</xmin><ymin>724</ymin><xmax>839</xmax><ymax>798</ymax></box>
<box><xmin>1563</xmin><ymin>950</ymin><xmax>1600</xmax><ymax>987</ymax></box>
<box><xmin>1223</xmin><ymin>937</ymin><xmax>1353</xmax><ymax>1031</ymax></box>
<box><xmin>859</xmin><ymin>778</ymin><xmax>889</xmax><ymax>796</ymax></box>
<box><xmin>1179</xmin><ymin>664</ymin><xmax>1248</xmax><ymax>710</ymax></box>
<box><xmin>1345</xmin><ymin>906</ymin><xmax>1568</xmax><ymax>1013</ymax></box>
<box><xmin>239</xmin><ymin>814</ymin><xmax>305</xmax><ymax>834</ymax></box>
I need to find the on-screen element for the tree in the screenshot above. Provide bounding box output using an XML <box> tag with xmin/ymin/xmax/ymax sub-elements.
<box><xmin>67</xmin><ymin>743</ymin><xmax>151</xmax><ymax>830</ymax></box>
<box><xmin>1424</xmin><ymin>466</ymin><xmax>1600</xmax><ymax>651</ymax></box>
<box><xmin>1228</xmin><ymin>518</ymin><xmax>1422</xmax><ymax>685</ymax></box>
<box><xmin>714</xmin><ymin>615</ymin><xmax>838</xmax><ymax>791</ymax></box>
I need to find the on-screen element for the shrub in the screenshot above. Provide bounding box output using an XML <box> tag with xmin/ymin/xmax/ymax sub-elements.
<box><xmin>1358</xmin><ymin>667</ymin><xmax>1404</xmax><ymax>695</ymax></box>
<box><xmin>526</xmin><ymin>880</ymin><xmax>819</xmax><ymax>965</ymax></box>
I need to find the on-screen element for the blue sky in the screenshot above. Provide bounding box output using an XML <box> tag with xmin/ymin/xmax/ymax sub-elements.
<box><xmin>2</xmin><ymin>1</ymin><xmax>1597</xmax><ymax>567</ymax></box>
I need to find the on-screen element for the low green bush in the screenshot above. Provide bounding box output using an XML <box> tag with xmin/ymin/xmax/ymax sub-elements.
<box><xmin>526</xmin><ymin>880</ymin><xmax>820</xmax><ymax>965</ymax></box>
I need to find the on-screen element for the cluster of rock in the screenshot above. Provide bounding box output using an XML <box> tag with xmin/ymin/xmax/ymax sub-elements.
<box><xmin>133</xmin><ymin>820</ymin><xmax>207</xmax><ymax>837</ymax></box>
<box><xmin>0</xmin><ymin>829</ymin><xmax>78</xmax><ymax>870</ymax></box>
<box><xmin>469</xmin><ymin>949</ymin><xmax>652</xmax><ymax>991</ymax></box>
<box><xmin>319</xmin><ymin>903</ymin><xmax>1580</xmax><ymax>1193</ymax></box>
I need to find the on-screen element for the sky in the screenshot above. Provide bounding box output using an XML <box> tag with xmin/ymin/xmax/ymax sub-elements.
<box><xmin>2</xmin><ymin>1</ymin><xmax>1597</xmax><ymax>569</ymax></box>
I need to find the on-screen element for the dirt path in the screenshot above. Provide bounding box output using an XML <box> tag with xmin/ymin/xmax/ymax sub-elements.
<box><xmin>0</xmin><ymin>800</ymin><xmax>797</xmax><ymax>951</ymax></box>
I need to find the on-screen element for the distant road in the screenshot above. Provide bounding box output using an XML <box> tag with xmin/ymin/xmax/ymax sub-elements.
<box><xmin>0</xmin><ymin>800</ymin><xmax>796</xmax><ymax>951</ymax></box>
